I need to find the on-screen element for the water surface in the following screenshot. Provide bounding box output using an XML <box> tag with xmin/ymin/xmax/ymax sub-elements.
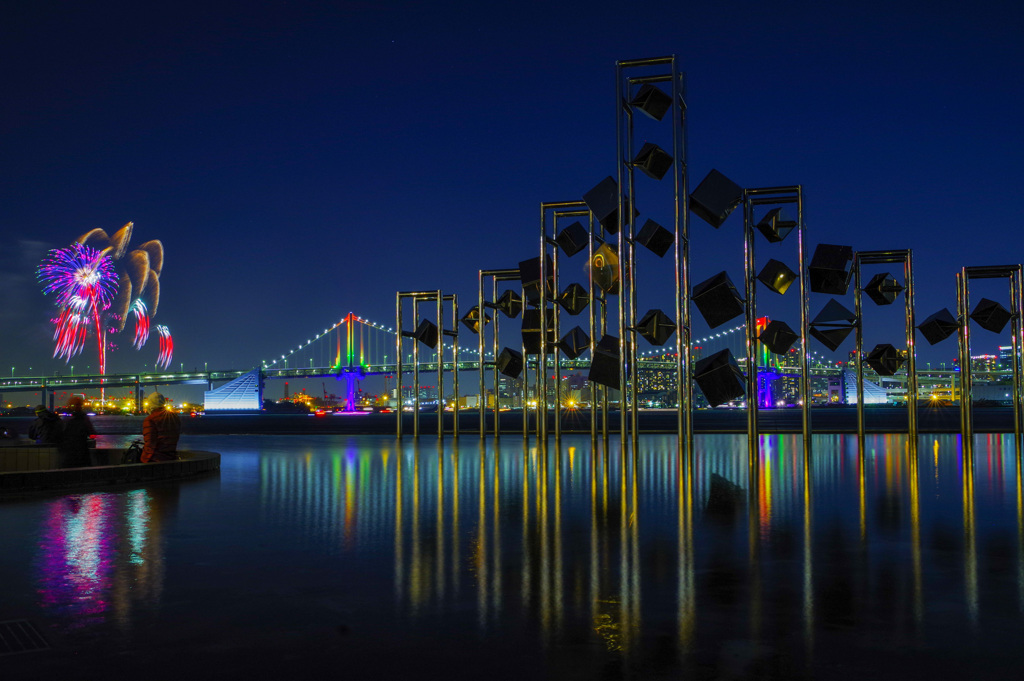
<box><xmin>2</xmin><ymin>432</ymin><xmax>1023</xmax><ymax>679</ymax></box>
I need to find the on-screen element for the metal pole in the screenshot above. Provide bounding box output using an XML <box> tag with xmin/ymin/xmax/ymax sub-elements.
<box><xmin>681</xmin><ymin>74</ymin><xmax>694</xmax><ymax>456</ymax></box>
<box><xmin>436</xmin><ymin>291</ymin><xmax>443</xmax><ymax>440</ymax></box>
<box><xmin>396</xmin><ymin>293</ymin><xmax>403</xmax><ymax>439</ymax></box>
<box><xmin>855</xmin><ymin>255</ymin><xmax>865</xmax><ymax>442</ymax></box>
<box><xmin>478</xmin><ymin>270</ymin><xmax>486</xmax><ymax>438</ymax></box>
<box><xmin>672</xmin><ymin>59</ymin><xmax>688</xmax><ymax>451</ymax></box>
<box><xmin>522</xmin><ymin>281</ymin><xmax>529</xmax><ymax>441</ymax></box>
<box><xmin>957</xmin><ymin>271</ymin><xmax>972</xmax><ymax>459</ymax></box>
<box><xmin>743</xmin><ymin>192</ymin><xmax>759</xmax><ymax>466</ymax></box>
<box><xmin>615</xmin><ymin>62</ymin><xmax>627</xmax><ymax>441</ymax></box>
<box><xmin>1013</xmin><ymin>268</ymin><xmax>1024</xmax><ymax>457</ymax></box>
<box><xmin>797</xmin><ymin>189</ymin><xmax>811</xmax><ymax>453</ymax></box>
<box><xmin>552</xmin><ymin>225</ymin><xmax>561</xmax><ymax>442</ymax></box>
<box><xmin>905</xmin><ymin>251</ymin><xmax>918</xmax><ymax>447</ymax></box>
<box><xmin>413</xmin><ymin>301</ymin><xmax>420</xmax><ymax>438</ymax></box>
<box><xmin>451</xmin><ymin>294</ymin><xmax>460</xmax><ymax>438</ymax></box>
<box><xmin>622</xmin><ymin>77</ymin><xmax>639</xmax><ymax>446</ymax></box>
<box><xmin>539</xmin><ymin>201</ymin><xmax>549</xmax><ymax>442</ymax></box>
<box><xmin>493</xmin><ymin>277</ymin><xmax>501</xmax><ymax>438</ymax></box>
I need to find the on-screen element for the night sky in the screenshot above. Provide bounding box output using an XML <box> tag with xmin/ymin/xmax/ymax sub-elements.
<box><xmin>2</xmin><ymin>1</ymin><xmax>1022</xmax><ymax>402</ymax></box>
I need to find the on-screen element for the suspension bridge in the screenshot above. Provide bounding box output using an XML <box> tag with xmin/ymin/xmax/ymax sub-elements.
<box><xmin>1</xmin><ymin>311</ymin><xmax>878</xmax><ymax>412</ymax></box>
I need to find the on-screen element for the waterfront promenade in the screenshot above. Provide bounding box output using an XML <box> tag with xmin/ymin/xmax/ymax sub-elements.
<box><xmin>0</xmin><ymin>404</ymin><xmax>1014</xmax><ymax>436</ymax></box>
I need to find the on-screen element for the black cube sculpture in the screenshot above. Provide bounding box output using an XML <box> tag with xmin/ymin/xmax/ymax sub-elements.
<box><xmin>916</xmin><ymin>308</ymin><xmax>958</xmax><ymax>345</ymax></box>
<box><xmin>632</xmin><ymin>142</ymin><xmax>673</xmax><ymax>181</ymax></box>
<box><xmin>496</xmin><ymin>347</ymin><xmax>524</xmax><ymax>379</ymax></box>
<box><xmin>558</xmin><ymin>282</ymin><xmax>589</xmax><ymax>316</ymax></box>
<box><xmin>863</xmin><ymin>273</ymin><xmax>904</xmax><ymax>306</ymax></box>
<box><xmin>460</xmin><ymin>306</ymin><xmax>491</xmax><ymax>334</ymax></box>
<box><xmin>808</xmin><ymin>243</ymin><xmax>853</xmax><ymax>295</ymax></box>
<box><xmin>559</xmin><ymin>326</ymin><xmax>590</xmax><ymax>360</ymax></box>
<box><xmin>865</xmin><ymin>343</ymin><xmax>906</xmax><ymax>376</ymax></box>
<box><xmin>588</xmin><ymin>334</ymin><xmax>620</xmax><ymax>390</ymax></box>
<box><xmin>757</xmin><ymin>259</ymin><xmax>797</xmax><ymax>295</ymax></box>
<box><xmin>491</xmin><ymin>289</ymin><xmax>522</xmax><ymax>319</ymax></box>
<box><xmin>555</xmin><ymin>221</ymin><xmax>588</xmax><ymax>257</ymax></box>
<box><xmin>637</xmin><ymin>309</ymin><xmax>675</xmax><ymax>346</ymax></box>
<box><xmin>583</xmin><ymin>176</ymin><xmax>635</xmax><ymax>235</ymax></box>
<box><xmin>812</xmin><ymin>298</ymin><xmax>857</xmax><ymax>325</ymax></box>
<box><xmin>809</xmin><ymin>298</ymin><xmax>856</xmax><ymax>351</ymax></box>
<box><xmin>519</xmin><ymin>255</ymin><xmax>553</xmax><ymax>306</ymax></box>
<box><xmin>694</xmin><ymin>349</ymin><xmax>745</xmax><ymax>407</ymax></box>
<box><xmin>629</xmin><ymin>83</ymin><xmax>672</xmax><ymax>121</ymax></box>
<box><xmin>810</xmin><ymin>325</ymin><xmax>855</xmax><ymax>351</ymax></box>
<box><xmin>413</xmin><ymin>318</ymin><xmax>439</xmax><ymax>349</ymax></box>
<box><xmin>521</xmin><ymin>308</ymin><xmax>556</xmax><ymax>355</ymax></box>
<box><xmin>755</xmin><ymin>207</ymin><xmax>796</xmax><ymax>243</ymax></box>
<box><xmin>971</xmin><ymin>297</ymin><xmax>1012</xmax><ymax>334</ymax></box>
<box><xmin>759</xmin><ymin>319</ymin><xmax>799</xmax><ymax>355</ymax></box>
<box><xmin>635</xmin><ymin>219</ymin><xmax>674</xmax><ymax>258</ymax></box>
<box><xmin>689</xmin><ymin>169</ymin><xmax>743</xmax><ymax>228</ymax></box>
<box><xmin>693</xmin><ymin>271</ymin><xmax>745</xmax><ymax>329</ymax></box>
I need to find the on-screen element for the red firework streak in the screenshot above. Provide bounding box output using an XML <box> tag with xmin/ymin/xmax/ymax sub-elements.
<box><xmin>156</xmin><ymin>325</ymin><xmax>174</xmax><ymax>369</ymax></box>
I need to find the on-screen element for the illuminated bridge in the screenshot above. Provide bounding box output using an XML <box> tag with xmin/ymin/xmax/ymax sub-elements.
<box><xmin>3</xmin><ymin>311</ymin><xmax>971</xmax><ymax>411</ymax></box>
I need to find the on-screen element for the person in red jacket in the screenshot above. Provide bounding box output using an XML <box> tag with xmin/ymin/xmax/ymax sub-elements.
<box><xmin>142</xmin><ymin>393</ymin><xmax>181</xmax><ymax>463</ymax></box>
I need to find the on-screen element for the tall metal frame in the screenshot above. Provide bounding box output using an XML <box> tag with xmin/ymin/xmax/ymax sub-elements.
<box><xmin>956</xmin><ymin>265</ymin><xmax>1024</xmax><ymax>459</ymax></box>
<box><xmin>614</xmin><ymin>55</ymin><xmax>689</xmax><ymax>449</ymax></box>
<box><xmin>539</xmin><ymin>201</ymin><xmax>597</xmax><ymax>442</ymax></box>
<box><xmin>442</xmin><ymin>294</ymin><xmax>460</xmax><ymax>437</ymax></box>
<box><xmin>475</xmin><ymin>268</ymin><xmax>526</xmax><ymax>439</ymax></box>
<box><xmin>853</xmin><ymin>250</ymin><xmax>917</xmax><ymax>444</ymax></box>
<box><xmin>741</xmin><ymin>187</ymin><xmax>811</xmax><ymax>455</ymax></box>
<box><xmin>395</xmin><ymin>290</ymin><xmax>458</xmax><ymax>439</ymax></box>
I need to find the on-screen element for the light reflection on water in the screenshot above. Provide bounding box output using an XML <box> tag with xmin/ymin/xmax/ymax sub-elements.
<box><xmin>6</xmin><ymin>432</ymin><xmax>1024</xmax><ymax>676</ymax></box>
<box><xmin>32</xmin><ymin>485</ymin><xmax>172</xmax><ymax>632</ymax></box>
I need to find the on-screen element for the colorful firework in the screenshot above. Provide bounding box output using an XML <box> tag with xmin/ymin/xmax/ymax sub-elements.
<box><xmin>156</xmin><ymin>325</ymin><xmax>173</xmax><ymax>370</ymax></box>
<box><xmin>130</xmin><ymin>299</ymin><xmax>150</xmax><ymax>349</ymax></box>
<box><xmin>39</xmin><ymin>224</ymin><xmax>175</xmax><ymax>379</ymax></box>
<box><xmin>37</xmin><ymin>244</ymin><xmax>118</xmax><ymax>372</ymax></box>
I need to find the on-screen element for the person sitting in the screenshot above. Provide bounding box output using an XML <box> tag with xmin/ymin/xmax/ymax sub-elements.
<box><xmin>28</xmin><ymin>405</ymin><xmax>63</xmax><ymax>445</ymax></box>
<box><xmin>142</xmin><ymin>393</ymin><xmax>181</xmax><ymax>463</ymax></box>
<box><xmin>59</xmin><ymin>396</ymin><xmax>96</xmax><ymax>468</ymax></box>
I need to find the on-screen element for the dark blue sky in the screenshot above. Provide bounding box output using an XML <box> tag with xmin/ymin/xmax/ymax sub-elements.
<box><xmin>2</xmin><ymin>0</ymin><xmax>1022</xmax><ymax>398</ymax></box>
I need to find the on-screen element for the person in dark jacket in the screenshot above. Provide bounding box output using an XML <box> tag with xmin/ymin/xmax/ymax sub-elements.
<box><xmin>59</xmin><ymin>396</ymin><xmax>95</xmax><ymax>468</ymax></box>
<box><xmin>28</xmin><ymin>405</ymin><xmax>63</xmax><ymax>445</ymax></box>
<box><xmin>142</xmin><ymin>393</ymin><xmax>181</xmax><ymax>463</ymax></box>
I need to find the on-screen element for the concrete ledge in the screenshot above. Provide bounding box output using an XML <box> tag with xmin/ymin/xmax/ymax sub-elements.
<box><xmin>0</xmin><ymin>450</ymin><xmax>220</xmax><ymax>496</ymax></box>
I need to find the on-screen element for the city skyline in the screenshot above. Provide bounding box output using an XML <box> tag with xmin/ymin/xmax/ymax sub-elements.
<box><xmin>2</xmin><ymin>1</ymin><xmax>1022</xmax><ymax>403</ymax></box>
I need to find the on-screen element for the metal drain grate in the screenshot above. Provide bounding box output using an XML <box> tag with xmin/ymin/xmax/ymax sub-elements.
<box><xmin>0</xmin><ymin>620</ymin><xmax>50</xmax><ymax>656</ymax></box>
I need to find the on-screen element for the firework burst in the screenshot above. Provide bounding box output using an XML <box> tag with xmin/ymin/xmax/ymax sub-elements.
<box><xmin>38</xmin><ymin>243</ymin><xmax>118</xmax><ymax>309</ymax></box>
<box><xmin>37</xmin><ymin>244</ymin><xmax>118</xmax><ymax>370</ymax></box>
<box><xmin>39</xmin><ymin>225</ymin><xmax>176</xmax><ymax>380</ymax></box>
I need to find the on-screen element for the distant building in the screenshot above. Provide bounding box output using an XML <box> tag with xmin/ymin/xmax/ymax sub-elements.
<box><xmin>971</xmin><ymin>354</ymin><xmax>998</xmax><ymax>372</ymax></box>
<box><xmin>827</xmin><ymin>370</ymin><xmax>887</xmax><ymax>404</ymax></box>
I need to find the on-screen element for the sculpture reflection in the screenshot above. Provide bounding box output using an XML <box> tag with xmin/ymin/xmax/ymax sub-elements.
<box><xmin>241</xmin><ymin>432</ymin><xmax>1024</xmax><ymax>677</ymax></box>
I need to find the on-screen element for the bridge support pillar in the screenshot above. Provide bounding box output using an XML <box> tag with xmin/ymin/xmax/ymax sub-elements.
<box><xmin>135</xmin><ymin>383</ymin><xmax>142</xmax><ymax>414</ymax></box>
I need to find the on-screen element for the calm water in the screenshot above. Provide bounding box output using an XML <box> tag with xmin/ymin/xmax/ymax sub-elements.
<box><xmin>2</xmin><ymin>432</ymin><xmax>1024</xmax><ymax>679</ymax></box>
